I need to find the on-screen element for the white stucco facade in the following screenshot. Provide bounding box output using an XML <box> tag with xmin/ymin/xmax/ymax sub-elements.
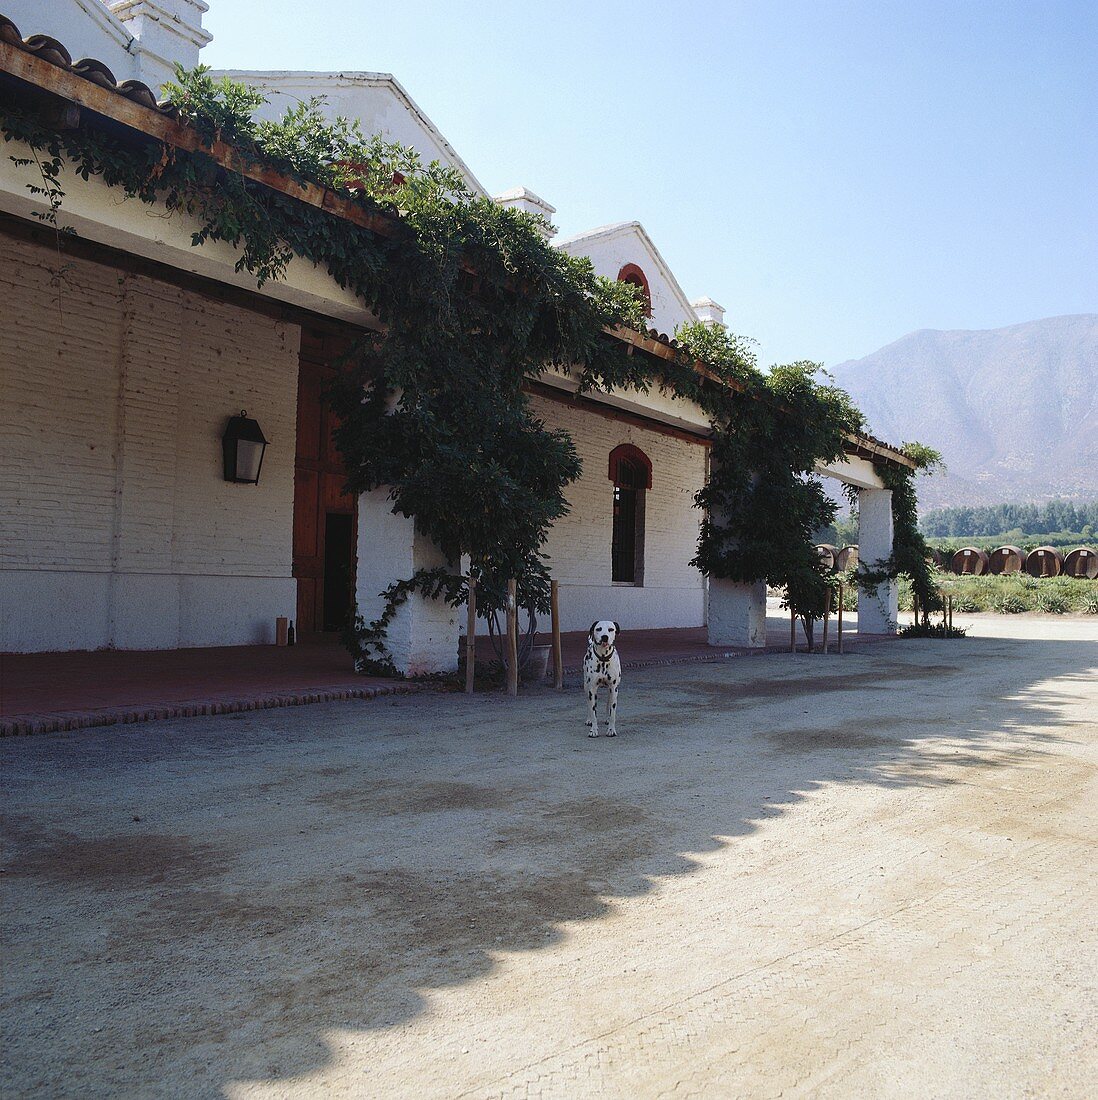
<box><xmin>529</xmin><ymin>395</ymin><xmax>708</xmax><ymax>634</ymax></box>
<box><xmin>0</xmin><ymin>232</ymin><xmax>299</xmax><ymax>652</ymax></box>
<box><xmin>0</xmin><ymin>1</ymin><xmax>901</xmax><ymax>664</ymax></box>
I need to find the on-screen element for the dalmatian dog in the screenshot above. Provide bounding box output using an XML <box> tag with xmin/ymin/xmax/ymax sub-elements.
<box><xmin>583</xmin><ymin>620</ymin><xmax>621</xmax><ymax>738</ymax></box>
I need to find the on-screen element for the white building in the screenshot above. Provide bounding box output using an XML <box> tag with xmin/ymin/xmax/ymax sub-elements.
<box><xmin>0</xmin><ymin>1</ymin><xmax>907</xmax><ymax>668</ymax></box>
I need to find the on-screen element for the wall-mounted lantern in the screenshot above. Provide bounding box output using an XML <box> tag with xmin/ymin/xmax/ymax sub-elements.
<box><xmin>222</xmin><ymin>410</ymin><xmax>269</xmax><ymax>485</ymax></box>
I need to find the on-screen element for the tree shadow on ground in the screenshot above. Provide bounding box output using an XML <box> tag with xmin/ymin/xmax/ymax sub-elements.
<box><xmin>2</xmin><ymin>628</ymin><xmax>1096</xmax><ymax>1095</ymax></box>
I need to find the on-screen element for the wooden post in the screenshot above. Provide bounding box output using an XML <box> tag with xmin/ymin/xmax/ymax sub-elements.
<box><xmin>506</xmin><ymin>578</ymin><xmax>518</xmax><ymax>697</ymax></box>
<box><xmin>837</xmin><ymin>583</ymin><xmax>844</xmax><ymax>654</ymax></box>
<box><xmin>913</xmin><ymin>590</ymin><xmax>919</xmax><ymax>627</ymax></box>
<box><xmin>822</xmin><ymin>587</ymin><xmax>831</xmax><ymax>654</ymax></box>
<box><xmin>464</xmin><ymin>576</ymin><xmax>477</xmax><ymax>695</ymax></box>
<box><xmin>948</xmin><ymin>594</ymin><xmax>953</xmax><ymax>631</ymax></box>
<box><xmin>551</xmin><ymin>579</ymin><xmax>563</xmax><ymax>690</ymax></box>
<box><xmin>790</xmin><ymin>605</ymin><xmax>796</xmax><ymax>653</ymax></box>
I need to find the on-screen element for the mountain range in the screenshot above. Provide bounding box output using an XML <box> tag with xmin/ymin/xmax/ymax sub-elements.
<box><xmin>830</xmin><ymin>314</ymin><xmax>1098</xmax><ymax>510</ymax></box>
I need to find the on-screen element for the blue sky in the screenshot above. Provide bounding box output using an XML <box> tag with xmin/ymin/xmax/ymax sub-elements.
<box><xmin>203</xmin><ymin>1</ymin><xmax>1097</xmax><ymax>367</ymax></box>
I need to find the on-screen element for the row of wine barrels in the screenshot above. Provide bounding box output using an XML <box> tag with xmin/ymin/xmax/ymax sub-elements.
<box><xmin>815</xmin><ymin>545</ymin><xmax>859</xmax><ymax>573</ymax></box>
<box><xmin>941</xmin><ymin>545</ymin><xmax>1098</xmax><ymax>578</ymax></box>
<box><xmin>837</xmin><ymin>542</ymin><xmax>1096</xmax><ymax>579</ymax></box>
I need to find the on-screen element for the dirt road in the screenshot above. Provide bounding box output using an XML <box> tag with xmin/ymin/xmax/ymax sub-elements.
<box><xmin>3</xmin><ymin>616</ymin><xmax>1096</xmax><ymax>1097</ymax></box>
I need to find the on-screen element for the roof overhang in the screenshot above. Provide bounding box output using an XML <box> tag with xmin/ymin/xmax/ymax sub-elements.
<box><xmin>0</xmin><ymin>17</ymin><xmax>915</xmax><ymax>474</ymax></box>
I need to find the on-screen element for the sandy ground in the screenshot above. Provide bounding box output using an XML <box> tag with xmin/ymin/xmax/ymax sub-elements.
<box><xmin>3</xmin><ymin>614</ymin><xmax>1097</xmax><ymax>1098</ymax></box>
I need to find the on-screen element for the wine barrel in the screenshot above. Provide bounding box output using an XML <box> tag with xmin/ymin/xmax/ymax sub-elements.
<box><xmin>988</xmin><ymin>545</ymin><xmax>1024</xmax><ymax>575</ymax></box>
<box><xmin>1062</xmin><ymin>546</ymin><xmax>1098</xmax><ymax>579</ymax></box>
<box><xmin>816</xmin><ymin>544</ymin><xmax>838</xmax><ymax>572</ymax></box>
<box><xmin>836</xmin><ymin>545</ymin><xmax>859</xmax><ymax>572</ymax></box>
<box><xmin>1024</xmin><ymin>546</ymin><xmax>1063</xmax><ymax>578</ymax></box>
<box><xmin>951</xmin><ymin>547</ymin><xmax>989</xmax><ymax>576</ymax></box>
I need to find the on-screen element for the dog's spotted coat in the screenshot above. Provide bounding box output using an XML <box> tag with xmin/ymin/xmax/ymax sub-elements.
<box><xmin>583</xmin><ymin>620</ymin><xmax>621</xmax><ymax>737</ymax></box>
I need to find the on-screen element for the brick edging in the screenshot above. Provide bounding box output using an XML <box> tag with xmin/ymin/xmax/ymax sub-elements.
<box><xmin>0</xmin><ymin>682</ymin><xmax>421</xmax><ymax>736</ymax></box>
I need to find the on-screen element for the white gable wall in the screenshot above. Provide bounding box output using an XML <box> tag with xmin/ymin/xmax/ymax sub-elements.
<box><xmin>212</xmin><ymin>71</ymin><xmax>487</xmax><ymax>195</ymax></box>
<box><xmin>556</xmin><ymin>223</ymin><xmax>697</xmax><ymax>337</ymax></box>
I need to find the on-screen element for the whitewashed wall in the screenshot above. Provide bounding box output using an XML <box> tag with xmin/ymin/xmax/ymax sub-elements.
<box><xmin>556</xmin><ymin>224</ymin><xmax>696</xmax><ymax>337</ymax></box>
<box><xmin>0</xmin><ymin>233</ymin><xmax>299</xmax><ymax>652</ymax></box>
<box><xmin>528</xmin><ymin>395</ymin><xmax>708</xmax><ymax>634</ymax></box>
<box><xmin>214</xmin><ymin>71</ymin><xmax>486</xmax><ymax>195</ymax></box>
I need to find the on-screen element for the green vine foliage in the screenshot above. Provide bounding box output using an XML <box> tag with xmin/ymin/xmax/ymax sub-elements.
<box><xmin>876</xmin><ymin>442</ymin><xmax>944</xmax><ymax>618</ymax></box>
<box><xmin>0</xmin><ymin>64</ymin><xmax>941</xmax><ymax>666</ymax></box>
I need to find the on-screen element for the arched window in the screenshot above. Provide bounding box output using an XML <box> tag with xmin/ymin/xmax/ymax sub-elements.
<box><xmin>617</xmin><ymin>263</ymin><xmax>652</xmax><ymax>318</ymax></box>
<box><xmin>608</xmin><ymin>444</ymin><xmax>651</xmax><ymax>585</ymax></box>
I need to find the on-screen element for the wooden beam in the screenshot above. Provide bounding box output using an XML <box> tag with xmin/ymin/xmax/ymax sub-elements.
<box><xmin>525</xmin><ymin>379</ymin><xmax>711</xmax><ymax>447</ymax></box>
<box><xmin>464</xmin><ymin>576</ymin><xmax>476</xmax><ymax>694</ymax></box>
<box><xmin>0</xmin><ymin>210</ymin><xmax>371</xmax><ymax>338</ymax></box>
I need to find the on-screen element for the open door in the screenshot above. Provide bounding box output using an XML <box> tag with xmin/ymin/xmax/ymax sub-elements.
<box><xmin>293</xmin><ymin>327</ymin><xmax>358</xmax><ymax>636</ymax></box>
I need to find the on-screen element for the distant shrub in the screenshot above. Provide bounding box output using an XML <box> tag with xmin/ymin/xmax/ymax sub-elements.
<box><xmin>1035</xmin><ymin>590</ymin><xmax>1069</xmax><ymax>615</ymax></box>
<box><xmin>992</xmin><ymin>593</ymin><xmax>1029</xmax><ymax>614</ymax></box>
<box><xmin>900</xmin><ymin>622</ymin><xmax>967</xmax><ymax>639</ymax></box>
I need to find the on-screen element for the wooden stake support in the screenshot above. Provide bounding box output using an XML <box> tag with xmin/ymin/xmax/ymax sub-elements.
<box><xmin>551</xmin><ymin>579</ymin><xmax>563</xmax><ymax>690</ymax></box>
<box><xmin>464</xmin><ymin>576</ymin><xmax>476</xmax><ymax>695</ymax></box>
<box><xmin>822</xmin><ymin>588</ymin><xmax>831</xmax><ymax>654</ymax></box>
<box><xmin>506</xmin><ymin>578</ymin><xmax>518</xmax><ymax>697</ymax></box>
<box><xmin>837</xmin><ymin>583</ymin><xmax>844</xmax><ymax>654</ymax></box>
<box><xmin>790</xmin><ymin>605</ymin><xmax>796</xmax><ymax>653</ymax></box>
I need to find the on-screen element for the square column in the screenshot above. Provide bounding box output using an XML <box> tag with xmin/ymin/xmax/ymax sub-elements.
<box><xmin>708</xmin><ymin>578</ymin><xmax>767</xmax><ymax>647</ymax></box>
<box><xmin>356</xmin><ymin>488</ymin><xmax>460</xmax><ymax>675</ymax></box>
<box><xmin>857</xmin><ymin>487</ymin><xmax>897</xmax><ymax>635</ymax></box>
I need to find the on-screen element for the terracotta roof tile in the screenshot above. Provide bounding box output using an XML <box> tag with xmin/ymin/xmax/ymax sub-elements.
<box><xmin>0</xmin><ymin>14</ymin><xmax>176</xmax><ymax>115</ymax></box>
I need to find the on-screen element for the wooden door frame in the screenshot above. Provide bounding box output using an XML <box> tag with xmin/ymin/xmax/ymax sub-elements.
<box><xmin>293</xmin><ymin>327</ymin><xmax>359</xmax><ymax>636</ymax></box>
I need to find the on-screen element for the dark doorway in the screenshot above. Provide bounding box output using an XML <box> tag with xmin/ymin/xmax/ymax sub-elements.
<box><xmin>611</xmin><ymin>456</ymin><xmax>646</xmax><ymax>584</ymax></box>
<box><xmin>323</xmin><ymin>512</ymin><xmax>355</xmax><ymax>631</ymax></box>
<box><xmin>293</xmin><ymin>326</ymin><xmax>358</xmax><ymax>636</ymax></box>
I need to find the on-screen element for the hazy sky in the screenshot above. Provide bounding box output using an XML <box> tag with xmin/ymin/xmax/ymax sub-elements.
<box><xmin>202</xmin><ymin>1</ymin><xmax>1097</xmax><ymax>367</ymax></box>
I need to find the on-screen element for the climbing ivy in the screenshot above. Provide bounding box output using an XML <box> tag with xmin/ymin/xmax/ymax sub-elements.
<box><xmin>875</xmin><ymin>442</ymin><xmax>944</xmax><ymax>619</ymax></box>
<box><xmin>0</xmin><ymin>65</ymin><xmax>941</xmax><ymax>666</ymax></box>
